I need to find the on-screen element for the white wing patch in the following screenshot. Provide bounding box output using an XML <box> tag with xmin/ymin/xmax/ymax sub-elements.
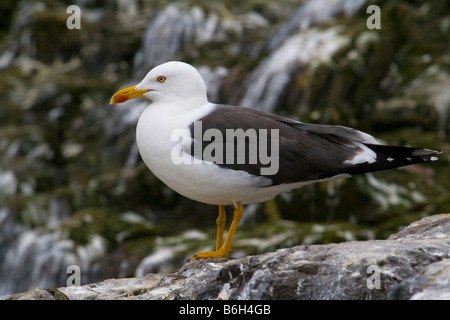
<box><xmin>343</xmin><ymin>143</ymin><xmax>377</xmax><ymax>165</ymax></box>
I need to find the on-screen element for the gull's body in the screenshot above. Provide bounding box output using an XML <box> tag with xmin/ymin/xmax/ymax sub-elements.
<box><xmin>111</xmin><ymin>61</ymin><xmax>441</xmax><ymax>260</ymax></box>
<box><xmin>136</xmin><ymin>101</ymin><xmax>330</xmax><ymax>205</ymax></box>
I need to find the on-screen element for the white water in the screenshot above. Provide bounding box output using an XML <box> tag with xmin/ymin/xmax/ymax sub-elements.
<box><xmin>133</xmin><ymin>5</ymin><xmax>229</xmax><ymax>79</ymax></box>
<box><xmin>240</xmin><ymin>27</ymin><xmax>350</xmax><ymax>112</ymax></box>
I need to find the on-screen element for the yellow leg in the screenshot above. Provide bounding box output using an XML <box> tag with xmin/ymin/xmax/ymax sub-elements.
<box><xmin>189</xmin><ymin>202</ymin><xmax>244</xmax><ymax>261</ymax></box>
<box><xmin>216</xmin><ymin>205</ymin><xmax>226</xmax><ymax>250</ymax></box>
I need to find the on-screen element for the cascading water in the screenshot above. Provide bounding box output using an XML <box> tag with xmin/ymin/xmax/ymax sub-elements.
<box><xmin>132</xmin><ymin>5</ymin><xmax>229</xmax><ymax>79</ymax></box>
<box><xmin>239</xmin><ymin>27</ymin><xmax>350</xmax><ymax>112</ymax></box>
<box><xmin>238</xmin><ymin>0</ymin><xmax>368</xmax><ymax>113</ymax></box>
<box><xmin>269</xmin><ymin>0</ymin><xmax>367</xmax><ymax>50</ymax></box>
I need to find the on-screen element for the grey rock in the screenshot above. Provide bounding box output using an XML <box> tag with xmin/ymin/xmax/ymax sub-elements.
<box><xmin>387</xmin><ymin>214</ymin><xmax>450</xmax><ymax>240</ymax></box>
<box><xmin>2</xmin><ymin>214</ymin><xmax>449</xmax><ymax>300</ymax></box>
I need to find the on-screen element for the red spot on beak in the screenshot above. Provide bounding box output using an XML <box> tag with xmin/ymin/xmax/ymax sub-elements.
<box><xmin>116</xmin><ymin>95</ymin><xmax>129</xmax><ymax>103</ymax></box>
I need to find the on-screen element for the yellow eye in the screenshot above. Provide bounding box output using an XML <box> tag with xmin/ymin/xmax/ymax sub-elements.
<box><xmin>157</xmin><ymin>76</ymin><xmax>166</xmax><ymax>83</ymax></box>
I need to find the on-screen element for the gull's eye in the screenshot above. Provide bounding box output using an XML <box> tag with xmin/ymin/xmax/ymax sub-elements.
<box><xmin>157</xmin><ymin>76</ymin><xmax>166</xmax><ymax>83</ymax></box>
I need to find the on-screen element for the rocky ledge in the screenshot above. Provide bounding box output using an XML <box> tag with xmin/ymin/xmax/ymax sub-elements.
<box><xmin>3</xmin><ymin>214</ymin><xmax>449</xmax><ymax>300</ymax></box>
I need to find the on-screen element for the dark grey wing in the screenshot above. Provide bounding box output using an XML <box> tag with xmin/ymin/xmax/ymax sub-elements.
<box><xmin>286</xmin><ymin>122</ymin><xmax>378</xmax><ymax>144</ymax></box>
<box><xmin>188</xmin><ymin>105</ymin><xmax>441</xmax><ymax>186</ymax></box>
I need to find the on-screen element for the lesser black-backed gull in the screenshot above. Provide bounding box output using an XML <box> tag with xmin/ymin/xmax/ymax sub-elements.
<box><xmin>110</xmin><ymin>61</ymin><xmax>441</xmax><ymax>261</ymax></box>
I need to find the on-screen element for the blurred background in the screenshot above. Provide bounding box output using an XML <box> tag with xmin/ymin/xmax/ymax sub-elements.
<box><xmin>0</xmin><ymin>0</ymin><xmax>448</xmax><ymax>295</ymax></box>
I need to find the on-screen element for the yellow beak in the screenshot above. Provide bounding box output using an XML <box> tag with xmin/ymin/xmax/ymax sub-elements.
<box><xmin>110</xmin><ymin>85</ymin><xmax>150</xmax><ymax>104</ymax></box>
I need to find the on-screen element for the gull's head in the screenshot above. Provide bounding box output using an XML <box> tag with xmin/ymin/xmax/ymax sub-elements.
<box><xmin>110</xmin><ymin>61</ymin><xmax>208</xmax><ymax>106</ymax></box>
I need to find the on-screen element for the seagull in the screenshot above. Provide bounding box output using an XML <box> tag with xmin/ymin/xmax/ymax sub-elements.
<box><xmin>110</xmin><ymin>61</ymin><xmax>441</xmax><ymax>261</ymax></box>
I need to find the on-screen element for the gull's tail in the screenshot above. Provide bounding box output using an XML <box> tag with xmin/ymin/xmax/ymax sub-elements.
<box><xmin>337</xmin><ymin>144</ymin><xmax>442</xmax><ymax>176</ymax></box>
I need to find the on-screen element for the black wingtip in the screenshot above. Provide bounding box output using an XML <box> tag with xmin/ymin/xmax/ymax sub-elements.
<box><xmin>332</xmin><ymin>145</ymin><xmax>443</xmax><ymax>177</ymax></box>
<box><xmin>411</xmin><ymin>148</ymin><xmax>442</xmax><ymax>162</ymax></box>
<box><xmin>411</xmin><ymin>148</ymin><xmax>442</xmax><ymax>156</ymax></box>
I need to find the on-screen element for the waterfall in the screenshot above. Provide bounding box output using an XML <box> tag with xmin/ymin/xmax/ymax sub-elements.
<box><xmin>132</xmin><ymin>4</ymin><xmax>228</xmax><ymax>79</ymax></box>
<box><xmin>239</xmin><ymin>0</ymin><xmax>367</xmax><ymax>112</ymax></box>
<box><xmin>269</xmin><ymin>0</ymin><xmax>367</xmax><ymax>50</ymax></box>
<box><xmin>0</xmin><ymin>230</ymin><xmax>74</xmax><ymax>294</ymax></box>
<box><xmin>0</xmin><ymin>229</ymin><xmax>106</xmax><ymax>295</ymax></box>
<box><xmin>239</xmin><ymin>27</ymin><xmax>350</xmax><ymax>112</ymax></box>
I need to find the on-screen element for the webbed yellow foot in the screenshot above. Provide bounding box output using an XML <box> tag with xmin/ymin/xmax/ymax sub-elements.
<box><xmin>188</xmin><ymin>202</ymin><xmax>243</xmax><ymax>262</ymax></box>
<box><xmin>188</xmin><ymin>246</ymin><xmax>231</xmax><ymax>261</ymax></box>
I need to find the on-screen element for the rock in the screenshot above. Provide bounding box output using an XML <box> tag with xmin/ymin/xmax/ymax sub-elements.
<box><xmin>2</xmin><ymin>214</ymin><xmax>449</xmax><ymax>300</ymax></box>
<box><xmin>387</xmin><ymin>213</ymin><xmax>450</xmax><ymax>240</ymax></box>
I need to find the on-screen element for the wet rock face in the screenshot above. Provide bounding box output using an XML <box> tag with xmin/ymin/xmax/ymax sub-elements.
<box><xmin>3</xmin><ymin>214</ymin><xmax>448</xmax><ymax>300</ymax></box>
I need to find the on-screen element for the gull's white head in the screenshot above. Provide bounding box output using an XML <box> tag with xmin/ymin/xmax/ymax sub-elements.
<box><xmin>110</xmin><ymin>61</ymin><xmax>208</xmax><ymax>106</ymax></box>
